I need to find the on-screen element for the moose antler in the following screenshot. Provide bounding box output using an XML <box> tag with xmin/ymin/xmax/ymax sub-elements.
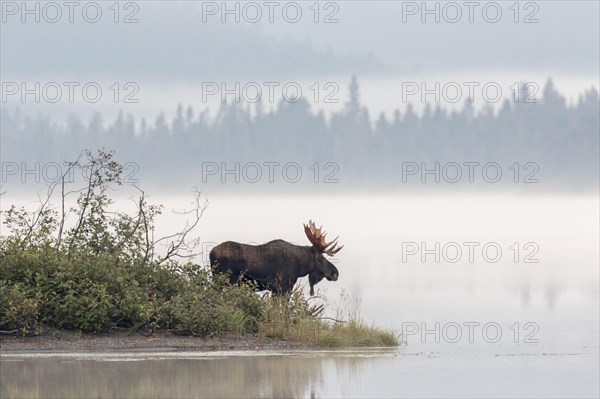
<box><xmin>303</xmin><ymin>219</ymin><xmax>344</xmax><ymax>256</ymax></box>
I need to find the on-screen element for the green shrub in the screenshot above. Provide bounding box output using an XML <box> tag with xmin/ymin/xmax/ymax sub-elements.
<box><xmin>0</xmin><ymin>281</ymin><xmax>41</xmax><ymax>335</ymax></box>
<box><xmin>159</xmin><ymin>268</ymin><xmax>263</xmax><ymax>335</ymax></box>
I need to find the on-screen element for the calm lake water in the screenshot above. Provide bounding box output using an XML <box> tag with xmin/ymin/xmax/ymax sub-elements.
<box><xmin>1</xmin><ymin>193</ymin><xmax>598</xmax><ymax>397</ymax></box>
<box><xmin>1</xmin><ymin>348</ymin><xmax>598</xmax><ymax>399</ymax></box>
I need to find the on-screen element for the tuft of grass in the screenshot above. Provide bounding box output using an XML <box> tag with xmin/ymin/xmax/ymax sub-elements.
<box><xmin>258</xmin><ymin>289</ymin><xmax>399</xmax><ymax>347</ymax></box>
<box><xmin>258</xmin><ymin>290</ymin><xmax>322</xmax><ymax>341</ymax></box>
<box><xmin>317</xmin><ymin>319</ymin><xmax>399</xmax><ymax>347</ymax></box>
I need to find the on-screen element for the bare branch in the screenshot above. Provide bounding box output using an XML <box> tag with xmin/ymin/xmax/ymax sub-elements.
<box><xmin>156</xmin><ymin>187</ymin><xmax>208</xmax><ymax>265</ymax></box>
<box><xmin>56</xmin><ymin>153</ymin><xmax>84</xmax><ymax>251</ymax></box>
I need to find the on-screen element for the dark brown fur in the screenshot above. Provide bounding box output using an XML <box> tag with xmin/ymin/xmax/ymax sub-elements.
<box><xmin>210</xmin><ymin>239</ymin><xmax>338</xmax><ymax>295</ymax></box>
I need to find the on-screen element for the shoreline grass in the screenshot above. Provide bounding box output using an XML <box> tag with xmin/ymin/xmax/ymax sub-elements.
<box><xmin>258</xmin><ymin>290</ymin><xmax>399</xmax><ymax>347</ymax></box>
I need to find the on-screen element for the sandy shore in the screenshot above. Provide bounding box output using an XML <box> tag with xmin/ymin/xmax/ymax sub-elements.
<box><xmin>0</xmin><ymin>330</ymin><xmax>314</xmax><ymax>352</ymax></box>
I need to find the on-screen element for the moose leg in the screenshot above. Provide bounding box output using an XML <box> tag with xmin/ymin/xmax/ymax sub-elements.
<box><xmin>308</xmin><ymin>271</ymin><xmax>324</xmax><ymax>296</ymax></box>
<box><xmin>272</xmin><ymin>275</ymin><xmax>296</xmax><ymax>296</ymax></box>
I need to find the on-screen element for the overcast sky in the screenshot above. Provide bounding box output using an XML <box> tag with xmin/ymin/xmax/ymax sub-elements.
<box><xmin>2</xmin><ymin>1</ymin><xmax>598</xmax><ymax>80</ymax></box>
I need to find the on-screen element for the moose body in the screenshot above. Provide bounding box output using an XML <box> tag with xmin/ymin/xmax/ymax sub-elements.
<box><xmin>210</xmin><ymin>221</ymin><xmax>343</xmax><ymax>295</ymax></box>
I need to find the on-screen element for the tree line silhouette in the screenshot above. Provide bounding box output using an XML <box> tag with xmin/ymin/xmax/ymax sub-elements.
<box><xmin>2</xmin><ymin>77</ymin><xmax>598</xmax><ymax>190</ymax></box>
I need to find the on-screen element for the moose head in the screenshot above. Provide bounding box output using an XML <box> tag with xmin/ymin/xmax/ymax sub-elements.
<box><xmin>303</xmin><ymin>220</ymin><xmax>343</xmax><ymax>295</ymax></box>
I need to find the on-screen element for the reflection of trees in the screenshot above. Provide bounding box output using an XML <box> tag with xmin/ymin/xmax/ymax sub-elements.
<box><xmin>2</xmin><ymin>77</ymin><xmax>598</xmax><ymax>188</ymax></box>
<box><xmin>517</xmin><ymin>283</ymin><xmax>532</xmax><ymax>307</ymax></box>
<box><xmin>544</xmin><ymin>283</ymin><xmax>563</xmax><ymax>309</ymax></box>
<box><xmin>511</xmin><ymin>281</ymin><xmax>569</xmax><ymax>309</ymax></box>
<box><xmin>0</xmin><ymin>353</ymin><xmax>389</xmax><ymax>398</ymax></box>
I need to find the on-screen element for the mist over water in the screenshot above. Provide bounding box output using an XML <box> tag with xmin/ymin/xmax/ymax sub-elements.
<box><xmin>3</xmin><ymin>73</ymin><xmax>599</xmax><ymax>124</ymax></box>
<box><xmin>5</xmin><ymin>193</ymin><xmax>595</xmax><ymax>398</ymax></box>
<box><xmin>2</xmin><ymin>192</ymin><xmax>597</xmax><ymax>354</ymax></box>
<box><xmin>156</xmin><ymin>193</ymin><xmax>599</xmax><ymax>349</ymax></box>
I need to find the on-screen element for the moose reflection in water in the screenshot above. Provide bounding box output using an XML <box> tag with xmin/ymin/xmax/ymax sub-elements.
<box><xmin>210</xmin><ymin>220</ymin><xmax>343</xmax><ymax>295</ymax></box>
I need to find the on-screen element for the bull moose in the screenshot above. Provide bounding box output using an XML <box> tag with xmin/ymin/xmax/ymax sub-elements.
<box><xmin>210</xmin><ymin>220</ymin><xmax>343</xmax><ymax>295</ymax></box>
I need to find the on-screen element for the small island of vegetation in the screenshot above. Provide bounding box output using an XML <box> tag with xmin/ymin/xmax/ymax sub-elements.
<box><xmin>0</xmin><ymin>150</ymin><xmax>398</xmax><ymax>348</ymax></box>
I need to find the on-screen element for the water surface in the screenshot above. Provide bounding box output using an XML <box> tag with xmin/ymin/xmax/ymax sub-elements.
<box><xmin>2</xmin><ymin>349</ymin><xmax>598</xmax><ymax>398</ymax></box>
